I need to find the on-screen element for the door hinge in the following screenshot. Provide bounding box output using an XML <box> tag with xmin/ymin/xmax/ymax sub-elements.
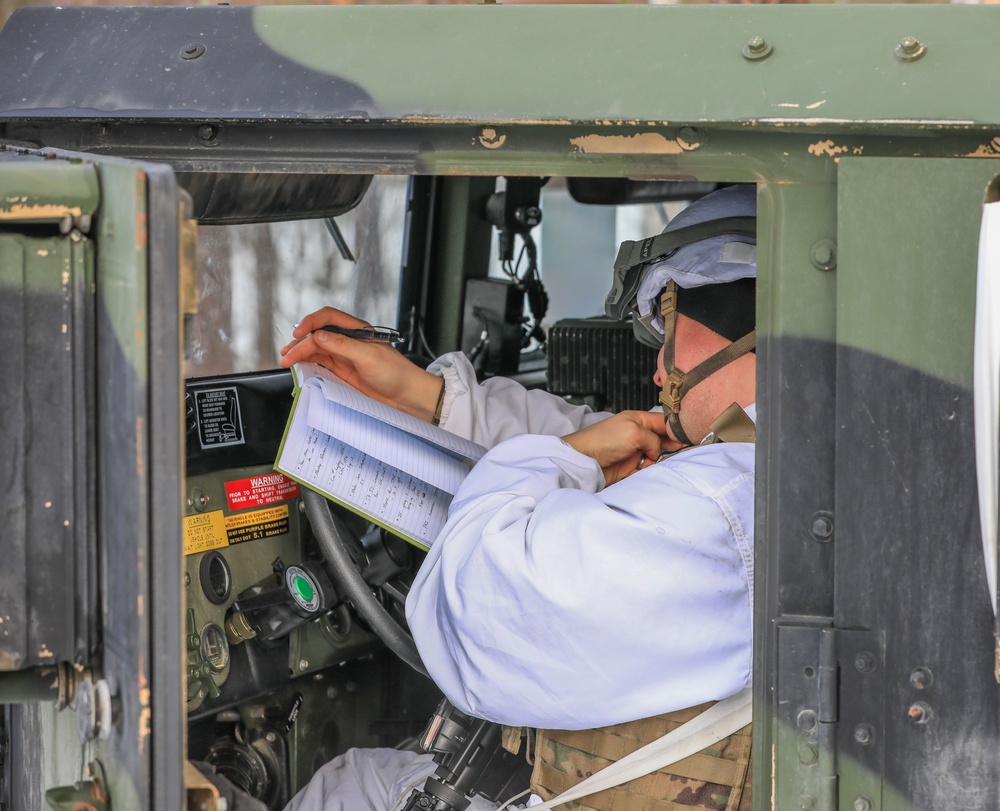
<box><xmin>774</xmin><ymin>624</ymin><xmax>884</xmax><ymax>811</ymax></box>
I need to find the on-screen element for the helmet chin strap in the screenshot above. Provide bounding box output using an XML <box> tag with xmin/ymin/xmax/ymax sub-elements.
<box><xmin>658</xmin><ymin>280</ymin><xmax>756</xmax><ymax>447</ymax></box>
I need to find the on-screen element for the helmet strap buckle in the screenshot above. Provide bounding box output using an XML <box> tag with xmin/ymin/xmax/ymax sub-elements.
<box><xmin>661</xmin><ymin>370</ymin><xmax>685</xmax><ymax>414</ymax></box>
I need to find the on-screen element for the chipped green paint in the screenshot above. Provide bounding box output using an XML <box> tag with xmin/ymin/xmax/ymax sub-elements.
<box><xmin>0</xmin><ymin>162</ymin><xmax>98</xmax><ymax>223</ymax></box>
<box><xmin>254</xmin><ymin>5</ymin><xmax>1000</xmax><ymax>128</ymax></box>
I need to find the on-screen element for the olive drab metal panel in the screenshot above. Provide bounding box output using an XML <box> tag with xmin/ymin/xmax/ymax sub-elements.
<box><xmin>0</xmin><ymin>159</ymin><xmax>100</xmax><ymax>675</ymax></box>
<box><xmin>3</xmin><ymin>5</ymin><xmax>1000</xmax><ymax>128</ymax></box>
<box><xmin>832</xmin><ymin>158</ymin><xmax>1000</xmax><ymax>811</ymax></box>
<box><xmin>768</xmin><ymin>158</ymin><xmax>1000</xmax><ymax>811</ymax></box>
<box><xmin>0</xmin><ymin>151</ymin><xmax>187</xmax><ymax>811</ymax></box>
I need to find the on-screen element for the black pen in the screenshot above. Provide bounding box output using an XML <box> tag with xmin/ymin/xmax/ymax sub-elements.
<box><xmin>318</xmin><ymin>324</ymin><xmax>405</xmax><ymax>346</ymax></box>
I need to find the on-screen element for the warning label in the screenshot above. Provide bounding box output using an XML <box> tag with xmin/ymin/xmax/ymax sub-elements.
<box><xmin>195</xmin><ymin>388</ymin><xmax>245</xmax><ymax>450</ymax></box>
<box><xmin>225</xmin><ymin>504</ymin><xmax>290</xmax><ymax>545</ymax></box>
<box><xmin>225</xmin><ymin>473</ymin><xmax>300</xmax><ymax>512</ymax></box>
<box><xmin>184</xmin><ymin>510</ymin><xmax>228</xmax><ymax>555</ymax></box>
<box><xmin>183</xmin><ymin>505</ymin><xmax>292</xmax><ymax>555</ymax></box>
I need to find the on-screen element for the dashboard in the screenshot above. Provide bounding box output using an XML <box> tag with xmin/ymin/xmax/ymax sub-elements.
<box><xmin>183</xmin><ymin>369</ymin><xmax>378</xmax><ymax>719</ymax></box>
<box><xmin>182</xmin><ymin>370</ymin><xmax>433</xmax><ymax>807</ymax></box>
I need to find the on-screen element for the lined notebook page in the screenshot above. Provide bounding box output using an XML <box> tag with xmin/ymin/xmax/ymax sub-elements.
<box><xmin>277</xmin><ymin>367</ymin><xmax>486</xmax><ymax>547</ymax></box>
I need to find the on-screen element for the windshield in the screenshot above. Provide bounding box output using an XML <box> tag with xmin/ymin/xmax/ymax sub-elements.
<box><xmin>185</xmin><ymin>175</ymin><xmax>408</xmax><ymax>378</ymax></box>
<box><xmin>184</xmin><ymin>174</ymin><xmax>682</xmax><ymax>380</ymax></box>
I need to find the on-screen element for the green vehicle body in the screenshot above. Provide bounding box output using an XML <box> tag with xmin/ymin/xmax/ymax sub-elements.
<box><xmin>1</xmin><ymin>4</ymin><xmax>999</xmax><ymax>810</ymax></box>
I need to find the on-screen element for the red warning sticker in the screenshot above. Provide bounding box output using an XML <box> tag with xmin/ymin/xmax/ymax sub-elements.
<box><xmin>225</xmin><ymin>472</ymin><xmax>300</xmax><ymax>511</ymax></box>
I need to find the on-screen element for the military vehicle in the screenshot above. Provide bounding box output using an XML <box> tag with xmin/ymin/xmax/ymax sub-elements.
<box><xmin>2</xmin><ymin>4</ymin><xmax>1000</xmax><ymax>810</ymax></box>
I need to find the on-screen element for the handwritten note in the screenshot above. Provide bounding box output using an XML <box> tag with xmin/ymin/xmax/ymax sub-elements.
<box><xmin>276</xmin><ymin>369</ymin><xmax>486</xmax><ymax>548</ymax></box>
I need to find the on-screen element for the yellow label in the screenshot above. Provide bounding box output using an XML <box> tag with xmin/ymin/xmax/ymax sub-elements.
<box><xmin>183</xmin><ymin>510</ymin><xmax>229</xmax><ymax>555</ymax></box>
<box><xmin>224</xmin><ymin>504</ymin><xmax>290</xmax><ymax>545</ymax></box>
<box><xmin>184</xmin><ymin>505</ymin><xmax>291</xmax><ymax>555</ymax></box>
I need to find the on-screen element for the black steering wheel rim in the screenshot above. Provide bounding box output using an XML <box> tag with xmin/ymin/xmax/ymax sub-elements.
<box><xmin>302</xmin><ymin>488</ymin><xmax>428</xmax><ymax>677</ymax></box>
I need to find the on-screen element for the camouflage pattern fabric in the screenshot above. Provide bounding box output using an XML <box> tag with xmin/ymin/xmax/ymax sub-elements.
<box><xmin>531</xmin><ymin>704</ymin><xmax>752</xmax><ymax>811</ymax></box>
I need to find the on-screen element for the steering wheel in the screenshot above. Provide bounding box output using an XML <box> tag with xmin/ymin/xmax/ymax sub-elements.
<box><xmin>301</xmin><ymin>488</ymin><xmax>428</xmax><ymax>676</ymax></box>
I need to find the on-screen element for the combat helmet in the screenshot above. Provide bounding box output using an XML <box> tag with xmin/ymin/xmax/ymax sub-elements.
<box><xmin>605</xmin><ymin>184</ymin><xmax>757</xmax><ymax>445</ymax></box>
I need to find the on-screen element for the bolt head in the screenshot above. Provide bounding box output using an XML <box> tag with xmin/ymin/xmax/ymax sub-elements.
<box><xmin>741</xmin><ymin>35</ymin><xmax>773</xmax><ymax>61</ymax></box>
<box><xmin>197</xmin><ymin>124</ymin><xmax>218</xmax><ymax>143</ymax></box>
<box><xmin>853</xmin><ymin>723</ymin><xmax>875</xmax><ymax>746</ymax></box>
<box><xmin>796</xmin><ymin>709</ymin><xmax>818</xmax><ymax>732</ymax></box>
<box><xmin>809</xmin><ymin>511</ymin><xmax>835</xmax><ymax>542</ymax></box>
<box><xmin>797</xmin><ymin>743</ymin><xmax>818</xmax><ymax>765</ymax></box>
<box><xmin>855</xmin><ymin>651</ymin><xmax>877</xmax><ymax>674</ymax></box>
<box><xmin>810</xmin><ymin>239</ymin><xmax>838</xmax><ymax>272</ymax></box>
<box><xmin>908</xmin><ymin>701</ymin><xmax>933</xmax><ymax>725</ymax></box>
<box><xmin>894</xmin><ymin>36</ymin><xmax>927</xmax><ymax>62</ymax></box>
<box><xmin>812</xmin><ymin>516</ymin><xmax>833</xmax><ymax>538</ymax></box>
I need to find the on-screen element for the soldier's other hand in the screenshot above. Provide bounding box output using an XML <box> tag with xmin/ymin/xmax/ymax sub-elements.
<box><xmin>563</xmin><ymin>411</ymin><xmax>672</xmax><ymax>486</ymax></box>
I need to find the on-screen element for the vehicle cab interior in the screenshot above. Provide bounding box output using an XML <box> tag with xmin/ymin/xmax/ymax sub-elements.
<box><xmin>179</xmin><ymin>171</ymin><xmax>711</xmax><ymax>808</ymax></box>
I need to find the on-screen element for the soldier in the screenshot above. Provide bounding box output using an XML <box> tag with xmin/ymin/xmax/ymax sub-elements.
<box><xmin>279</xmin><ymin>184</ymin><xmax>758</xmax><ymax>811</ymax></box>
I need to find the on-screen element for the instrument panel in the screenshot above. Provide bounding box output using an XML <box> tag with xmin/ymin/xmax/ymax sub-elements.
<box><xmin>183</xmin><ymin>371</ymin><xmax>379</xmax><ymax>718</ymax></box>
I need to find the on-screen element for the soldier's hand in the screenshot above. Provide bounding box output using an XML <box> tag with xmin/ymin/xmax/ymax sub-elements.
<box><xmin>563</xmin><ymin>411</ymin><xmax>672</xmax><ymax>486</ymax></box>
<box><xmin>279</xmin><ymin>306</ymin><xmax>444</xmax><ymax>423</ymax></box>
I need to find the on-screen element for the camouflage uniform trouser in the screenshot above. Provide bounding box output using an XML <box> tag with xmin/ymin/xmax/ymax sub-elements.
<box><xmin>530</xmin><ymin>703</ymin><xmax>752</xmax><ymax>811</ymax></box>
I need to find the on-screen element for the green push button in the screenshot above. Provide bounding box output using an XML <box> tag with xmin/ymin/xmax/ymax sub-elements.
<box><xmin>293</xmin><ymin>576</ymin><xmax>314</xmax><ymax>602</ymax></box>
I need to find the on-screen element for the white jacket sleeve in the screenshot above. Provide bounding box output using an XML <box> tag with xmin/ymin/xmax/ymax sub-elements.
<box><xmin>405</xmin><ymin>433</ymin><xmax>755</xmax><ymax>731</ymax></box>
<box><xmin>427</xmin><ymin>352</ymin><xmax>611</xmax><ymax>447</ymax></box>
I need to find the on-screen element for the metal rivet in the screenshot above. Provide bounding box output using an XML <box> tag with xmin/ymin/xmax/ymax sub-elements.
<box><xmin>908</xmin><ymin>701</ymin><xmax>933</xmax><ymax>725</ymax></box>
<box><xmin>854</xmin><ymin>723</ymin><xmax>875</xmax><ymax>746</ymax></box>
<box><xmin>854</xmin><ymin>797</ymin><xmax>874</xmax><ymax>811</ymax></box>
<box><xmin>799</xmin><ymin>797</ymin><xmax>816</xmax><ymax>811</ymax></box>
<box><xmin>798</xmin><ymin>743</ymin><xmax>818</xmax><ymax>765</ymax></box>
<box><xmin>894</xmin><ymin>36</ymin><xmax>927</xmax><ymax>62</ymax></box>
<box><xmin>909</xmin><ymin>667</ymin><xmax>933</xmax><ymax>690</ymax></box>
<box><xmin>298</xmin><ymin>659</ymin><xmax>309</xmax><ymax>670</ymax></box>
<box><xmin>810</xmin><ymin>239</ymin><xmax>837</xmax><ymax>272</ymax></box>
<box><xmin>809</xmin><ymin>511</ymin><xmax>834</xmax><ymax>543</ymax></box>
<box><xmin>855</xmin><ymin>651</ymin><xmax>877</xmax><ymax>674</ymax></box>
<box><xmin>742</xmin><ymin>36</ymin><xmax>773</xmax><ymax>61</ymax></box>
